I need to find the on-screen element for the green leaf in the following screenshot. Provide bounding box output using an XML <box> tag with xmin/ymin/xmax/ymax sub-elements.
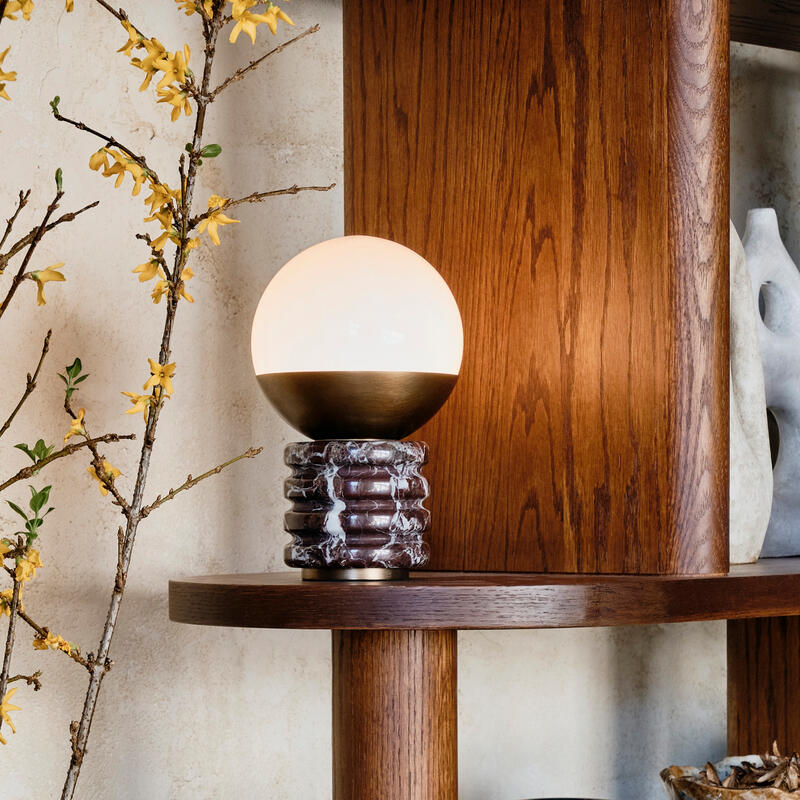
<box><xmin>200</xmin><ymin>144</ymin><xmax>222</xmax><ymax>159</ymax></box>
<box><xmin>73</xmin><ymin>374</ymin><xmax>89</xmax><ymax>384</ymax></box>
<box><xmin>185</xmin><ymin>142</ymin><xmax>193</xmax><ymax>152</ymax></box>
<box><xmin>50</xmin><ymin>95</ymin><xmax>60</xmax><ymax>114</ymax></box>
<box><xmin>29</xmin><ymin>485</ymin><xmax>51</xmax><ymax>514</ymax></box>
<box><xmin>14</xmin><ymin>443</ymin><xmax>36</xmax><ymax>463</ymax></box>
<box><xmin>58</xmin><ymin>373</ymin><xmax>68</xmax><ymax>385</ymax></box>
<box><xmin>55</xmin><ymin>167</ymin><xmax>63</xmax><ymax>191</ymax></box>
<box><xmin>66</xmin><ymin>357</ymin><xmax>82</xmax><ymax>379</ymax></box>
<box><xmin>7</xmin><ymin>501</ymin><xmax>27</xmax><ymax>521</ymax></box>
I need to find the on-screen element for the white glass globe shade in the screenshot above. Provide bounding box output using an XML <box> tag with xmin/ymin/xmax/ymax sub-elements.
<box><xmin>251</xmin><ymin>235</ymin><xmax>463</xmax><ymax>440</ymax></box>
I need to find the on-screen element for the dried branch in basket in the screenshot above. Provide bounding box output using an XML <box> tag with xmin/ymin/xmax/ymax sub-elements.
<box><xmin>700</xmin><ymin>743</ymin><xmax>800</xmax><ymax>792</ymax></box>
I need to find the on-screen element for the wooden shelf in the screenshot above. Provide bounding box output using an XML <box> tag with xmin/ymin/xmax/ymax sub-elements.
<box><xmin>169</xmin><ymin>558</ymin><xmax>800</xmax><ymax>631</ymax></box>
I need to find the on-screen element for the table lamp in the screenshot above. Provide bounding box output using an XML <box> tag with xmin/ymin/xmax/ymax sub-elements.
<box><xmin>251</xmin><ymin>235</ymin><xmax>463</xmax><ymax>580</ymax></box>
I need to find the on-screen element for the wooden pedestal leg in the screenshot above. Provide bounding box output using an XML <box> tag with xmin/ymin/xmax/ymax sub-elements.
<box><xmin>728</xmin><ymin>617</ymin><xmax>800</xmax><ymax>753</ymax></box>
<box><xmin>332</xmin><ymin>629</ymin><xmax>458</xmax><ymax>800</ymax></box>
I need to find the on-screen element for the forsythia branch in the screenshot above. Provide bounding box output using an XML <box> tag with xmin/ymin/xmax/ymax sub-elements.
<box><xmin>140</xmin><ymin>446</ymin><xmax>263</xmax><ymax>518</ymax></box>
<box><xmin>0</xmin><ymin>329</ymin><xmax>51</xmax><ymax>439</ymax></box>
<box><xmin>210</xmin><ymin>24</ymin><xmax>321</xmax><ymax>98</ymax></box>
<box><xmin>0</xmin><ymin>189</ymin><xmax>63</xmax><ymax>323</ymax></box>
<box><xmin>0</xmin><ymin>190</ymin><xmax>31</xmax><ymax>253</ymax></box>
<box><xmin>190</xmin><ymin>183</ymin><xmax>335</xmax><ymax>228</ymax></box>
<box><xmin>52</xmin><ymin>111</ymin><xmax>173</xmax><ymax>215</ymax></box>
<box><xmin>1</xmin><ymin>200</ymin><xmax>100</xmax><ymax>270</ymax></box>
<box><xmin>8</xmin><ymin>672</ymin><xmax>42</xmax><ymax>691</ymax></box>
<box><xmin>0</xmin><ymin>433</ymin><xmax>136</xmax><ymax>492</ymax></box>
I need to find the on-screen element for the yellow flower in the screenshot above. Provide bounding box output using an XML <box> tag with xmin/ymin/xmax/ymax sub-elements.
<box><xmin>151</xmin><ymin>278</ymin><xmax>170</xmax><ymax>304</ymax></box>
<box><xmin>143</xmin><ymin>359</ymin><xmax>176</xmax><ymax>396</ymax></box>
<box><xmin>0</xmin><ymin>588</ymin><xmax>23</xmax><ymax>617</ymax></box>
<box><xmin>6</xmin><ymin>0</ymin><xmax>34</xmax><ymax>20</ymax></box>
<box><xmin>230</xmin><ymin>0</ymin><xmax>255</xmax><ymax>17</ymax></box>
<box><xmin>143</xmin><ymin>181</ymin><xmax>178</xmax><ymax>215</ymax></box>
<box><xmin>65</xmin><ymin>0</ymin><xmax>74</xmax><ymax>11</ymax></box>
<box><xmin>155</xmin><ymin>44</ymin><xmax>190</xmax><ymax>90</ymax></box>
<box><xmin>145</xmin><ymin>207</ymin><xmax>173</xmax><ymax>229</ymax></box>
<box><xmin>15</xmin><ymin>549</ymin><xmax>42</xmax><ymax>583</ymax></box>
<box><xmin>130</xmin><ymin>37</ymin><xmax>168</xmax><ymax>92</ymax></box>
<box><xmin>263</xmin><ymin>3</ymin><xmax>294</xmax><ymax>35</ymax></box>
<box><xmin>30</xmin><ymin>263</ymin><xmax>66</xmax><ymax>306</ymax></box>
<box><xmin>2</xmin><ymin>2</ymin><xmax>22</xmax><ymax>20</ymax></box>
<box><xmin>33</xmin><ymin>631</ymin><xmax>71</xmax><ymax>653</ymax></box>
<box><xmin>121</xmin><ymin>391</ymin><xmax>153</xmax><ymax>422</ymax></box>
<box><xmin>156</xmin><ymin>84</ymin><xmax>192</xmax><ymax>122</ymax></box>
<box><xmin>197</xmin><ymin>196</ymin><xmax>239</xmax><ymax>246</ymax></box>
<box><xmin>178</xmin><ymin>266</ymin><xmax>194</xmax><ymax>303</ymax></box>
<box><xmin>0</xmin><ymin>47</ymin><xmax>17</xmax><ymax>83</ymax></box>
<box><xmin>88</xmin><ymin>148</ymin><xmax>110</xmax><ymax>172</ymax></box>
<box><xmin>117</xmin><ymin>18</ymin><xmax>143</xmax><ymax>56</ymax></box>
<box><xmin>150</xmin><ymin>230</ymin><xmax>173</xmax><ymax>251</ymax></box>
<box><xmin>0</xmin><ymin>47</ymin><xmax>17</xmax><ymax>102</ymax></box>
<box><xmin>0</xmin><ymin>541</ymin><xmax>10</xmax><ymax>558</ymax></box>
<box><xmin>64</xmin><ymin>408</ymin><xmax>86</xmax><ymax>443</ymax></box>
<box><xmin>133</xmin><ymin>259</ymin><xmax>160</xmax><ymax>282</ymax></box>
<box><xmin>88</xmin><ymin>460</ymin><xmax>121</xmax><ymax>497</ymax></box>
<box><xmin>0</xmin><ymin>689</ymin><xmax>20</xmax><ymax>745</ymax></box>
<box><xmin>229</xmin><ymin>8</ymin><xmax>275</xmax><ymax>44</ymax></box>
<box><xmin>32</xmin><ymin>631</ymin><xmax>56</xmax><ymax>650</ymax></box>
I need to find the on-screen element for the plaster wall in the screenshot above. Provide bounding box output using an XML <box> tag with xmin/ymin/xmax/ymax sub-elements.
<box><xmin>0</xmin><ymin>8</ymin><xmax>786</xmax><ymax>798</ymax></box>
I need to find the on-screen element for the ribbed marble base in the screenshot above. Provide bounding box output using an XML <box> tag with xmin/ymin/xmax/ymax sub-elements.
<box><xmin>284</xmin><ymin>440</ymin><xmax>430</xmax><ymax>575</ymax></box>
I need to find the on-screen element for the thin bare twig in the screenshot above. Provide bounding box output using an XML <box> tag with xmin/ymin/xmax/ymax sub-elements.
<box><xmin>190</xmin><ymin>183</ymin><xmax>335</xmax><ymax>228</ymax></box>
<box><xmin>141</xmin><ymin>446</ymin><xmax>262</xmax><ymax>517</ymax></box>
<box><xmin>61</xmin><ymin>10</ymin><xmax>226</xmax><ymax>797</ymax></box>
<box><xmin>0</xmin><ymin>330</ymin><xmax>51</xmax><ymax>440</ymax></box>
<box><xmin>210</xmin><ymin>24</ymin><xmax>320</xmax><ymax>98</ymax></box>
<box><xmin>0</xmin><ymin>190</ymin><xmax>30</xmax><ymax>253</ymax></box>
<box><xmin>8</xmin><ymin>671</ymin><xmax>42</xmax><ymax>691</ymax></box>
<box><xmin>0</xmin><ymin>190</ymin><xmax>63</xmax><ymax>323</ymax></box>
<box><xmin>0</xmin><ymin>577</ymin><xmax>21</xmax><ymax>732</ymax></box>
<box><xmin>0</xmin><ymin>433</ymin><xmax>135</xmax><ymax>492</ymax></box>
<box><xmin>2</xmin><ymin>201</ymin><xmax>99</xmax><ymax>269</ymax></box>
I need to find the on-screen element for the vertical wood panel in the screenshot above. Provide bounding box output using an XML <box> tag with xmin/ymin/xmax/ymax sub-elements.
<box><xmin>728</xmin><ymin>618</ymin><xmax>800</xmax><ymax>754</ymax></box>
<box><xmin>332</xmin><ymin>630</ymin><xmax>457</xmax><ymax>800</ymax></box>
<box><xmin>666</xmin><ymin>1</ymin><xmax>730</xmax><ymax>572</ymax></box>
<box><xmin>343</xmin><ymin>0</ymin><xmax>729</xmax><ymax>574</ymax></box>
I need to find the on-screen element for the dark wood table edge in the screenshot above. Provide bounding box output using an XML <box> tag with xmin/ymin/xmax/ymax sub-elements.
<box><xmin>168</xmin><ymin>559</ymin><xmax>800</xmax><ymax>631</ymax></box>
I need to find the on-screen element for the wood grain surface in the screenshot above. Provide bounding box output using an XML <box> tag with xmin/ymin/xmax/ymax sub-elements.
<box><xmin>728</xmin><ymin>617</ymin><xmax>800</xmax><ymax>755</ymax></box>
<box><xmin>168</xmin><ymin>559</ymin><xmax>800</xmax><ymax>631</ymax></box>
<box><xmin>731</xmin><ymin>0</ymin><xmax>800</xmax><ymax>51</ymax></box>
<box><xmin>343</xmin><ymin>0</ymin><xmax>729</xmax><ymax>574</ymax></box>
<box><xmin>332</xmin><ymin>630</ymin><xmax>457</xmax><ymax>800</ymax></box>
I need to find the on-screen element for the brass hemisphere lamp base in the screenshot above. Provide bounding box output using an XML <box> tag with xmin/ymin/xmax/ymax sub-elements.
<box><xmin>283</xmin><ymin>440</ymin><xmax>431</xmax><ymax>578</ymax></box>
<box><xmin>301</xmin><ymin>567</ymin><xmax>410</xmax><ymax>582</ymax></box>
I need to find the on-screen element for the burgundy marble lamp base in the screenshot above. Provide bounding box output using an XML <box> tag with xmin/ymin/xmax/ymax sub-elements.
<box><xmin>283</xmin><ymin>440</ymin><xmax>431</xmax><ymax>581</ymax></box>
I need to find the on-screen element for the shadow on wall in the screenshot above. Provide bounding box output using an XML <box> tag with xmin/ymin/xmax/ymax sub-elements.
<box><xmin>458</xmin><ymin>624</ymin><xmax>725</xmax><ymax>800</ymax></box>
<box><xmin>731</xmin><ymin>42</ymin><xmax>800</xmax><ymax>262</ymax></box>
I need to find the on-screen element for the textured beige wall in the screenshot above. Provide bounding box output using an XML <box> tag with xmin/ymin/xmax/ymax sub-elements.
<box><xmin>3</xmin><ymin>9</ymin><xmax>781</xmax><ymax>799</ymax></box>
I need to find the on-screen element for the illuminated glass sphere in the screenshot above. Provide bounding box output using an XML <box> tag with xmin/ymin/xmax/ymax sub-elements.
<box><xmin>251</xmin><ymin>235</ymin><xmax>463</xmax><ymax>439</ymax></box>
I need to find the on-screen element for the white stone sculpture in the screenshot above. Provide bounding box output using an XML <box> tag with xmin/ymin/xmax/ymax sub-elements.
<box><xmin>742</xmin><ymin>208</ymin><xmax>800</xmax><ymax>557</ymax></box>
<box><xmin>731</xmin><ymin>220</ymin><xmax>773</xmax><ymax>563</ymax></box>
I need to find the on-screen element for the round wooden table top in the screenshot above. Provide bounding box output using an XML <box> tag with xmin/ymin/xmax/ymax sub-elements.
<box><xmin>168</xmin><ymin>558</ymin><xmax>800</xmax><ymax>631</ymax></box>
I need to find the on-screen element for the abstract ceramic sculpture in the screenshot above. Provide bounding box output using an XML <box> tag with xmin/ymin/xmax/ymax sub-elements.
<box><xmin>744</xmin><ymin>209</ymin><xmax>800</xmax><ymax>557</ymax></box>
<box><xmin>730</xmin><ymin>221</ymin><xmax>773</xmax><ymax>563</ymax></box>
<box><xmin>251</xmin><ymin>235</ymin><xmax>463</xmax><ymax>580</ymax></box>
